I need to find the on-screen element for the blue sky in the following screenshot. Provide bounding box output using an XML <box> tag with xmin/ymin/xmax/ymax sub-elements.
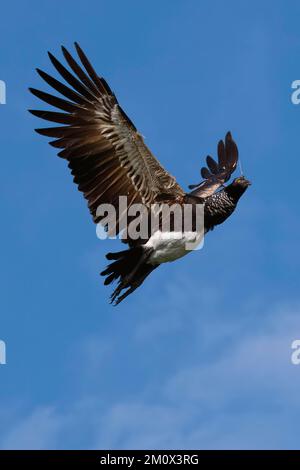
<box><xmin>1</xmin><ymin>0</ymin><xmax>300</xmax><ymax>449</ymax></box>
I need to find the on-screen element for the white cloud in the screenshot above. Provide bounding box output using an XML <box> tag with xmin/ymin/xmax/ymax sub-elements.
<box><xmin>1</xmin><ymin>279</ymin><xmax>300</xmax><ymax>449</ymax></box>
<box><xmin>0</xmin><ymin>407</ymin><xmax>62</xmax><ymax>450</ymax></box>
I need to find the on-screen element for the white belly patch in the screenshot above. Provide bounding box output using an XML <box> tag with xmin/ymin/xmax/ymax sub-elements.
<box><xmin>145</xmin><ymin>231</ymin><xmax>203</xmax><ymax>265</ymax></box>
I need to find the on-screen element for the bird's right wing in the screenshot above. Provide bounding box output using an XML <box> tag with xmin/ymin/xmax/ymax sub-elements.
<box><xmin>29</xmin><ymin>43</ymin><xmax>184</xmax><ymax>235</ymax></box>
<box><xmin>189</xmin><ymin>132</ymin><xmax>238</xmax><ymax>198</ymax></box>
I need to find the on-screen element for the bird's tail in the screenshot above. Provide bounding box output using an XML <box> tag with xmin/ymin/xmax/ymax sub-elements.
<box><xmin>100</xmin><ymin>246</ymin><xmax>157</xmax><ymax>305</ymax></box>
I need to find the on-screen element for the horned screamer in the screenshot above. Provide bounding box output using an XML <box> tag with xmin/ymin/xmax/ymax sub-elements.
<box><xmin>29</xmin><ymin>43</ymin><xmax>250</xmax><ymax>304</ymax></box>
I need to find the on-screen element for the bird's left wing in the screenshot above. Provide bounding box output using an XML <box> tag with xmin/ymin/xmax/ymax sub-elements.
<box><xmin>189</xmin><ymin>131</ymin><xmax>238</xmax><ymax>198</ymax></box>
<box><xmin>29</xmin><ymin>43</ymin><xmax>184</xmax><ymax>235</ymax></box>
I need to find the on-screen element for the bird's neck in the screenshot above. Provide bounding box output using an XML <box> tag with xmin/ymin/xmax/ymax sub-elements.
<box><xmin>224</xmin><ymin>182</ymin><xmax>248</xmax><ymax>203</ymax></box>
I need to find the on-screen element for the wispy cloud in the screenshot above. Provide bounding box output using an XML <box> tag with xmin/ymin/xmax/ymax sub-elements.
<box><xmin>1</xmin><ymin>407</ymin><xmax>62</xmax><ymax>450</ymax></box>
<box><xmin>1</xmin><ymin>278</ymin><xmax>300</xmax><ymax>449</ymax></box>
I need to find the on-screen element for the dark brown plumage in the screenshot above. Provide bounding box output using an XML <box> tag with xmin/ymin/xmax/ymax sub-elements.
<box><xmin>29</xmin><ymin>43</ymin><xmax>250</xmax><ymax>305</ymax></box>
<box><xmin>189</xmin><ymin>131</ymin><xmax>239</xmax><ymax>198</ymax></box>
<box><xmin>29</xmin><ymin>43</ymin><xmax>184</xmax><ymax>236</ymax></box>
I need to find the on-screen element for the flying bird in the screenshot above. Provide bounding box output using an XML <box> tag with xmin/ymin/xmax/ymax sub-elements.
<box><xmin>29</xmin><ymin>43</ymin><xmax>251</xmax><ymax>305</ymax></box>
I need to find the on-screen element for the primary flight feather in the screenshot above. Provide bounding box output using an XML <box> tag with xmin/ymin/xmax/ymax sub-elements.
<box><xmin>29</xmin><ymin>43</ymin><xmax>251</xmax><ymax>305</ymax></box>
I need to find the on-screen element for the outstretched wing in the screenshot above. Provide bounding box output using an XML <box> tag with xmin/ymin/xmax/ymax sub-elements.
<box><xmin>189</xmin><ymin>131</ymin><xmax>238</xmax><ymax>198</ymax></box>
<box><xmin>29</xmin><ymin>43</ymin><xmax>184</xmax><ymax>234</ymax></box>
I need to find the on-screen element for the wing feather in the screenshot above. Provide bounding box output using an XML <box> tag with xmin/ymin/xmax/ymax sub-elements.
<box><xmin>29</xmin><ymin>44</ymin><xmax>184</xmax><ymax>233</ymax></box>
<box><xmin>189</xmin><ymin>132</ymin><xmax>238</xmax><ymax>198</ymax></box>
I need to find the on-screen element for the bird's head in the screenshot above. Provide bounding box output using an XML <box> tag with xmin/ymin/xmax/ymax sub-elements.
<box><xmin>226</xmin><ymin>176</ymin><xmax>251</xmax><ymax>200</ymax></box>
<box><xmin>231</xmin><ymin>176</ymin><xmax>251</xmax><ymax>189</ymax></box>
